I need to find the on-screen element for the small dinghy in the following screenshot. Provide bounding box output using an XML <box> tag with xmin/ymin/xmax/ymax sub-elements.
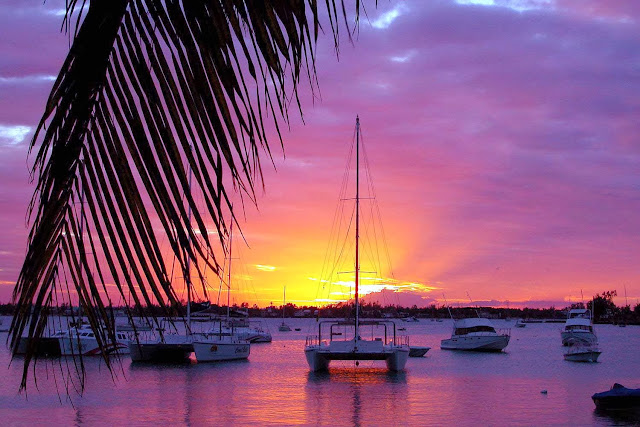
<box><xmin>409</xmin><ymin>346</ymin><xmax>431</xmax><ymax>357</ymax></box>
<box><xmin>592</xmin><ymin>383</ymin><xmax>640</xmax><ymax>411</ymax></box>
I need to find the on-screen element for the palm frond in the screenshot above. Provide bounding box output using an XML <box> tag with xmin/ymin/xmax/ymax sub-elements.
<box><xmin>11</xmin><ymin>0</ymin><xmax>361</xmax><ymax>392</ymax></box>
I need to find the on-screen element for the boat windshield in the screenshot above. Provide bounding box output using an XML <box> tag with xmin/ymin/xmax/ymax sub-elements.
<box><xmin>565</xmin><ymin>324</ymin><xmax>593</xmax><ymax>332</ymax></box>
<box><xmin>454</xmin><ymin>325</ymin><xmax>495</xmax><ymax>335</ymax></box>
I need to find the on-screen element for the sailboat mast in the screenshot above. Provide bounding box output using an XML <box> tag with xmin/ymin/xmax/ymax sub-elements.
<box><xmin>186</xmin><ymin>161</ymin><xmax>193</xmax><ymax>329</ymax></box>
<box><xmin>355</xmin><ymin>116</ymin><xmax>360</xmax><ymax>343</ymax></box>
<box><xmin>227</xmin><ymin>220</ymin><xmax>233</xmax><ymax>320</ymax></box>
<box><xmin>283</xmin><ymin>286</ymin><xmax>286</xmax><ymax>321</ymax></box>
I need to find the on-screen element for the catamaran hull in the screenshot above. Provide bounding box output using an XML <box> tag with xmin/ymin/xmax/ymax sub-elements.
<box><xmin>304</xmin><ymin>346</ymin><xmax>409</xmax><ymax>371</ymax></box>
<box><xmin>561</xmin><ymin>331</ymin><xmax>597</xmax><ymax>346</ymax></box>
<box><xmin>14</xmin><ymin>337</ymin><xmax>62</xmax><ymax>356</ymax></box>
<box><xmin>193</xmin><ymin>341</ymin><xmax>250</xmax><ymax>362</ymax></box>
<box><xmin>128</xmin><ymin>342</ymin><xmax>193</xmax><ymax>363</ymax></box>
<box><xmin>440</xmin><ymin>335</ymin><xmax>510</xmax><ymax>351</ymax></box>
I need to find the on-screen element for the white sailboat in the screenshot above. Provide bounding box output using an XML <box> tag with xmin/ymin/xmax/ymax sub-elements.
<box><xmin>304</xmin><ymin>116</ymin><xmax>410</xmax><ymax>372</ymax></box>
<box><xmin>279</xmin><ymin>287</ymin><xmax>292</xmax><ymax>332</ymax></box>
<box><xmin>192</xmin><ymin>221</ymin><xmax>251</xmax><ymax>362</ymax></box>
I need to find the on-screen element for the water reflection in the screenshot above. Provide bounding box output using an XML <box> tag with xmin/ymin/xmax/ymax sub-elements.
<box><xmin>306</xmin><ymin>368</ymin><xmax>408</xmax><ymax>426</ymax></box>
<box><xmin>593</xmin><ymin>408</ymin><xmax>640</xmax><ymax>425</ymax></box>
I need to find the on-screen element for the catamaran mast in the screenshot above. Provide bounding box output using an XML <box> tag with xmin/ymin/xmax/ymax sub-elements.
<box><xmin>355</xmin><ymin>116</ymin><xmax>361</xmax><ymax>344</ymax></box>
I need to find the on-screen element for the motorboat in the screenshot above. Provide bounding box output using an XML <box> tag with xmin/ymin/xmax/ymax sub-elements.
<box><xmin>564</xmin><ymin>342</ymin><xmax>601</xmax><ymax>362</ymax></box>
<box><xmin>56</xmin><ymin>321</ymin><xmax>130</xmax><ymax>355</ymax></box>
<box><xmin>409</xmin><ymin>346</ymin><xmax>431</xmax><ymax>357</ymax></box>
<box><xmin>304</xmin><ymin>117</ymin><xmax>410</xmax><ymax>372</ymax></box>
<box><xmin>225</xmin><ymin>319</ymin><xmax>272</xmax><ymax>343</ymax></box>
<box><xmin>561</xmin><ymin>308</ymin><xmax>597</xmax><ymax>346</ymax></box>
<box><xmin>515</xmin><ymin>319</ymin><xmax>526</xmax><ymax>328</ymax></box>
<box><xmin>440</xmin><ymin>317</ymin><xmax>510</xmax><ymax>351</ymax></box>
<box><xmin>592</xmin><ymin>383</ymin><xmax>640</xmax><ymax>411</ymax></box>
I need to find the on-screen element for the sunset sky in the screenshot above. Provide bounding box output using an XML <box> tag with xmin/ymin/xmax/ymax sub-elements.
<box><xmin>1</xmin><ymin>0</ymin><xmax>640</xmax><ymax>309</ymax></box>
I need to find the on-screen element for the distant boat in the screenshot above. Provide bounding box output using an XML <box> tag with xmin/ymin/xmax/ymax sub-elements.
<box><xmin>409</xmin><ymin>346</ymin><xmax>431</xmax><ymax>357</ymax></box>
<box><xmin>563</xmin><ymin>341</ymin><xmax>601</xmax><ymax>362</ymax></box>
<box><xmin>279</xmin><ymin>286</ymin><xmax>292</xmax><ymax>332</ymax></box>
<box><xmin>441</xmin><ymin>317</ymin><xmax>510</xmax><ymax>352</ymax></box>
<box><xmin>592</xmin><ymin>384</ymin><xmax>640</xmax><ymax>411</ymax></box>
<box><xmin>515</xmin><ymin>319</ymin><xmax>526</xmax><ymax>328</ymax></box>
<box><xmin>561</xmin><ymin>308</ymin><xmax>597</xmax><ymax>346</ymax></box>
<box><xmin>304</xmin><ymin>117</ymin><xmax>410</xmax><ymax>372</ymax></box>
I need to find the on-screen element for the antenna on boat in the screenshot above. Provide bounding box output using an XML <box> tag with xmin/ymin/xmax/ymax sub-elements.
<box><xmin>354</xmin><ymin>115</ymin><xmax>361</xmax><ymax>346</ymax></box>
<box><xmin>443</xmin><ymin>293</ymin><xmax>454</xmax><ymax>320</ymax></box>
<box><xmin>467</xmin><ymin>291</ymin><xmax>481</xmax><ymax>318</ymax></box>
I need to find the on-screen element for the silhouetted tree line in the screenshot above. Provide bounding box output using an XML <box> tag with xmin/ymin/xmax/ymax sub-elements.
<box><xmin>2</xmin><ymin>290</ymin><xmax>639</xmax><ymax>324</ymax></box>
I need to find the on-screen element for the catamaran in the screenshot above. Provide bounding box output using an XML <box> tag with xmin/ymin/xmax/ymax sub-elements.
<box><xmin>304</xmin><ymin>117</ymin><xmax>410</xmax><ymax>372</ymax></box>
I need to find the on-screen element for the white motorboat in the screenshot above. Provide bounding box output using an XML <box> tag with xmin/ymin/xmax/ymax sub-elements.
<box><xmin>56</xmin><ymin>321</ymin><xmax>130</xmax><ymax>355</ymax></box>
<box><xmin>515</xmin><ymin>319</ymin><xmax>526</xmax><ymax>328</ymax></box>
<box><xmin>440</xmin><ymin>317</ymin><xmax>510</xmax><ymax>351</ymax></box>
<box><xmin>561</xmin><ymin>308</ymin><xmax>597</xmax><ymax>346</ymax></box>
<box><xmin>564</xmin><ymin>342</ymin><xmax>601</xmax><ymax>362</ymax></box>
<box><xmin>304</xmin><ymin>117</ymin><xmax>410</xmax><ymax>372</ymax></box>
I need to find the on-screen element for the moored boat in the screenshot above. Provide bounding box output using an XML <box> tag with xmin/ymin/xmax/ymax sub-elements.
<box><xmin>441</xmin><ymin>317</ymin><xmax>510</xmax><ymax>351</ymax></box>
<box><xmin>409</xmin><ymin>346</ymin><xmax>431</xmax><ymax>357</ymax></box>
<box><xmin>592</xmin><ymin>383</ymin><xmax>640</xmax><ymax>411</ymax></box>
<box><xmin>564</xmin><ymin>342</ymin><xmax>601</xmax><ymax>362</ymax></box>
<box><xmin>561</xmin><ymin>308</ymin><xmax>597</xmax><ymax>346</ymax></box>
<box><xmin>303</xmin><ymin>117</ymin><xmax>410</xmax><ymax>372</ymax></box>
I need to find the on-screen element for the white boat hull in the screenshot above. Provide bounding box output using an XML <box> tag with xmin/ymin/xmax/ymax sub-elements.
<box><xmin>192</xmin><ymin>340</ymin><xmax>250</xmax><ymax>362</ymax></box>
<box><xmin>564</xmin><ymin>350</ymin><xmax>601</xmax><ymax>362</ymax></box>
<box><xmin>561</xmin><ymin>331</ymin><xmax>597</xmax><ymax>346</ymax></box>
<box><xmin>59</xmin><ymin>336</ymin><xmax>129</xmax><ymax>355</ymax></box>
<box><xmin>440</xmin><ymin>335</ymin><xmax>510</xmax><ymax>351</ymax></box>
<box><xmin>305</xmin><ymin>340</ymin><xmax>409</xmax><ymax>371</ymax></box>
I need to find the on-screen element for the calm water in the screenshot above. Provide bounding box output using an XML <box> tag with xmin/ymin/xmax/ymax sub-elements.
<box><xmin>1</xmin><ymin>317</ymin><xmax>639</xmax><ymax>426</ymax></box>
